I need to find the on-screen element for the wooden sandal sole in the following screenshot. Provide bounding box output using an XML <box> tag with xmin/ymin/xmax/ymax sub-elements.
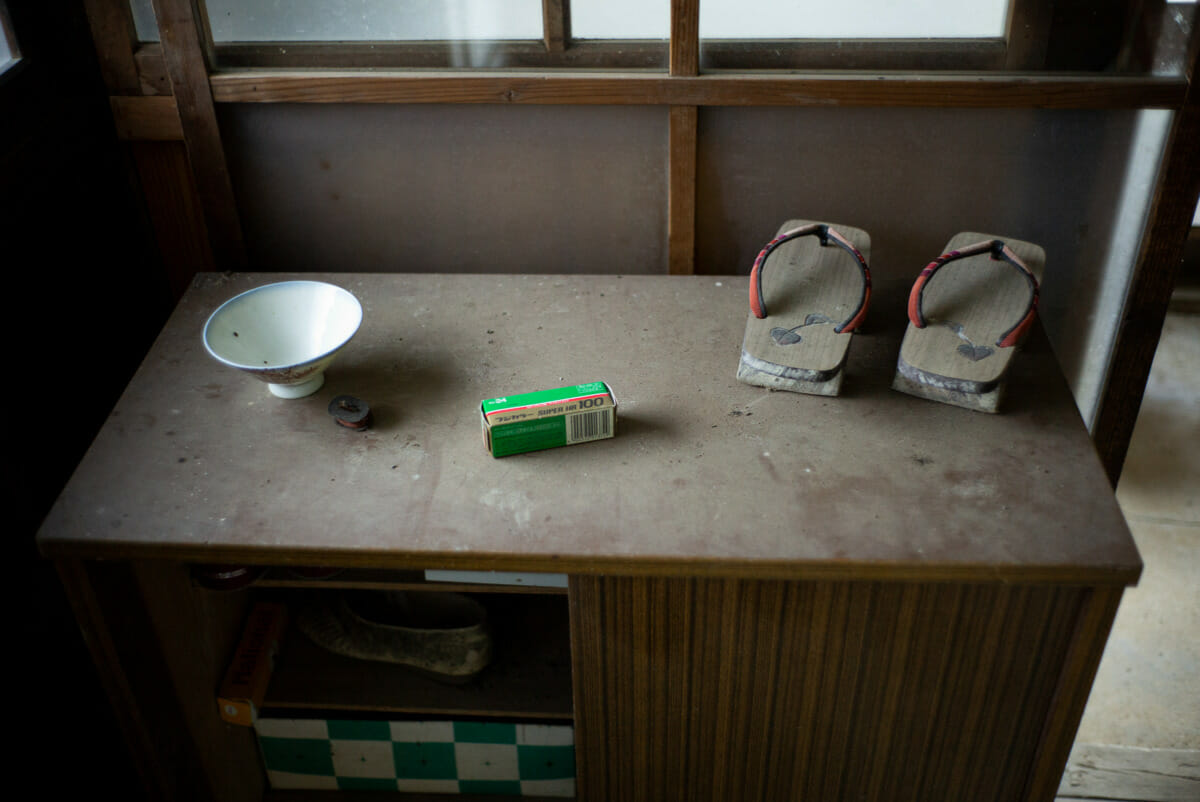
<box><xmin>738</xmin><ymin>219</ymin><xmax>871</xmax><ymax>396</ymax></box>
<box><xmin>894</xmin><ymin>232</ymin><xmax>1045</xmax><ymax>413</ymax></box>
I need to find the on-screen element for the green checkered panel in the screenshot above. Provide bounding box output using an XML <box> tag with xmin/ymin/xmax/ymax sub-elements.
<box><xmin>255</xmin><ymin>718</ymin><xmax>575</xmax><ymax>797</ymax></box>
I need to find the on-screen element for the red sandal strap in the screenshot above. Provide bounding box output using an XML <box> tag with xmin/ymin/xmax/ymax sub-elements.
<box><xmin>906</xmin><ymin>239</ymin><xmax>1039</xmax><ymax>348</ymax></box>
<box><xmin>748</xmin><ymin>223</ymin><xmax>871</xmax><ymax>333</ymax></box>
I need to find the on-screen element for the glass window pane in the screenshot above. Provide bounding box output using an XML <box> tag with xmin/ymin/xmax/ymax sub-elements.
<box><xmin>202</xmin><ymin>0</ymin><xmax>543</xmax><ymax>42</ymax></box>
<box><xmin>129</xmin><ymin>0</ymin><xmax>159</xmax><ymax>42</ymax></box>
<box><xmin>700</xmin><ymin>0</ymin><xmax>1008</xmax><ymax>39</ymax></box>
<box><xmin>0</xmin><ymin>0</ymin><xmax>19</xmax><ymax>71</ymax></box>
<box><xmin>571</xmin><ymin>1</ymin><xmax>669</xmax><ymax>39</ymax></box>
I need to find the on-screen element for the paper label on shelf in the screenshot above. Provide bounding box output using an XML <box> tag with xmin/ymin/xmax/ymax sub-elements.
<box><xmin>424</xmin><ymin>570</ymin><xmax>568</xmax><ymax>588</ymax></box>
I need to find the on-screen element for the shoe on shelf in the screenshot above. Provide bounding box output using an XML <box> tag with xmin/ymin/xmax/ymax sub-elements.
<box><xmin>296</xmin><ymin>589</ymin><xmax>493</xmax><ymax>684</ymax></box>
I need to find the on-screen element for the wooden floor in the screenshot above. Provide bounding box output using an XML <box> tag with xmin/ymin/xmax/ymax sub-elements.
<box><xmin>1057</xmin><ymin>308</ymin><xmax>1200</xmax><ymax>802</ymax></box>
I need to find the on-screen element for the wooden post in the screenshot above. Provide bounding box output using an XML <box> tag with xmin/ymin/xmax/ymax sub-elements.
<box><xmin>1093</xmin><ymin>28</ymin><xmax>1200</xmax><ymax>485</ymax></box>
<box><xmin>543</xmin><ymin>0</ymin><xmax>569</xmax><ymax>54</ymax></box>
<box><xmin>150</xmin><ymin>0</ymin><xmax>246</xmax><ymax>271</ymax></box>
<box><xmin>669</xmin><ymin>0</ymin><xmax>699</xmax><ymax>275</ymax></box>
<box><xmin>81</xmin><ymin>0</ymin><xmax>141</xmax><ymax>93</ymax></box>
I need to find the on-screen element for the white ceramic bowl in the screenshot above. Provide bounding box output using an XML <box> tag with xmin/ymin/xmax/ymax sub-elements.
<box><xmin>202</xmin><ymin>281</ymin><xmax>363</xmax><ymax>399</ymax></box>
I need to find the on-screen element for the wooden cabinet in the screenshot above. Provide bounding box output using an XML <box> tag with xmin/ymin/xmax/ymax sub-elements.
<box><xmin>41</xmin><ymin>274</ymin><xmax>1140</xmax><ymax>801</ymax></box>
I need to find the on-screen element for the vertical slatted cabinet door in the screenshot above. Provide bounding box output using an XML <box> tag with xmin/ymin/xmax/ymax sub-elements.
<box><xmin>569</xmin><ymin>576</ymin><xmax>1109</xmax><ymax>802</ymax></box>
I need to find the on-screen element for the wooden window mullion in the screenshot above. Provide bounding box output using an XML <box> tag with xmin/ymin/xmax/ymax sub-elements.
<box><xmin>670</xmin><ymin>0</ymin><xmax>699</xmax><ymax>77</ymax></box>
<box><xmin>669</xmin><ymin>0</ymin><xmax>700</xmax><ymax>275</ymax></box>
<box><xmin>543</xmin><ymin>0</ymin><xmax>569</xmax><ymax>54</ymax></box>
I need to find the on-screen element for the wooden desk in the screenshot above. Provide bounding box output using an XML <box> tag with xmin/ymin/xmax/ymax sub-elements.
<box><xmin>39</xmin><ymin>272</ymin><xmax>1140</xmax><ymax>801</ymax></box>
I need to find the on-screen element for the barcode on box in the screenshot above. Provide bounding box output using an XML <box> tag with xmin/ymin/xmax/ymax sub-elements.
<box><xmin>567</xmin><ymin>409</ymin><xmax>613</xmax><ymax>444</ymax></box>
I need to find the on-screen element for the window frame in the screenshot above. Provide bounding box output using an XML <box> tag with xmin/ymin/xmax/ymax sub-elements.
<box><xmin>0</xmin><ymin>0</ymin><xmax>21</xmax><ymax>78</ymax></box>
<box><xmin>182</xmin><ymin>0</ymin><xmax>1153</xmax><ymax>74</ymax></box>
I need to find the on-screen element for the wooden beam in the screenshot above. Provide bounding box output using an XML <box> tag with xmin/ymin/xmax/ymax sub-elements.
<box><xmin>209</xmin><ymin>71</ymin><xmax>1187</xmax><ymax>109</ymax></box>
<box><xmin>1004</xmin><ymin>0</ymin><xmax>1054</xmax><ymax>69</ymax></box>
<box><xmin>151</xmin><ymin>0</ymin><xmax>246</xmax><ymax>270</ymax></box>
<box><xmin>669</xmin><ymin>105</ymin><xmax>698</xmax><ymax>276</ymax></box>
<box><xmin>668</xmin><ymin>0</ymin><xmax>699</xmax><ymax>276</ymax></box>
<box><xmin>134</xmin><ymin>43</ymin><xmax>172</xmax><ymax>96</ymax></box>
<box><xmin>81</xmin><ymin>0</ymin><xmax>141</xmax><ymax>93</ymax></box>
<box><xmin>670</xmin><ymin>0</ymin><xmax>699</xmax><ymax>78</ymax></box>
<box><xmin>542</xmin><ymin>0</ymin><xmax>569</xmax><ymax>55</ymax></box>
<box><xmin>110</xmin><ymin>95</ymin><xmax>183</xmax><ymax>141</ymax></box>
<box><xmin>132</xmin><ymin>141</ymin><xmax>217</xmax><ymax>300</ymax></box>
<box><xmin>1093</xmin><ymin>31</ymin><xmax>1200</xmax><ymax>485</ymax></box>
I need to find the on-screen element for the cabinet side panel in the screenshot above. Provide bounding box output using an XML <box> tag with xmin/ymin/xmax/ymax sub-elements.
<box><xmin>131</xmin><ymin>561</ymin><xmax>263</xmax><ymax>802</ymax></box>
<box><xmin>1023</xmin><ymin>586</ymin><xmax>1125</xmax><ymax>802</ymax></box>
<box><xmin>571</xmin><ymin>577</ymin><xmax>1096</xmax><ymax>802</ymax></box>
<box><xmin>55</xmin><ymin>559</ymin><xmax>223</xmax><ymax>802</ymax></box>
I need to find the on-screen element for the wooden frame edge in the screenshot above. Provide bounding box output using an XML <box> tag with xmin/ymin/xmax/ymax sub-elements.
<box><xmin>669</xmin><ymin>105</ymin><xmax>698</xmax><ymax>275</ymax></box>
<box><xmin>542</xmin><ymin>0</ymin><xmax>569</xmax><ymax>55</ymax></box>
<box><xmin>152</xmin><ymin>0</ymin><xmax>246</xmax><ymax>270</ymax></box>
<box><xmin>110</xmin><ymin>94</ymin><xmax>183</xmax><ymax>140</ymax></box>
<box><xmin>81</xmin><ymin>0</ymin><xmax>141</xmax><ymax>93</ymax></box>
<box><xmin>207</xmin><ymin>71</ymin><xmax>1187</xmax><ymax>109</ymax></box>
<box><xmin>1093</xmin><ymin>32</ymin><xmax>1200</xmax><ymax>485</ymax></box>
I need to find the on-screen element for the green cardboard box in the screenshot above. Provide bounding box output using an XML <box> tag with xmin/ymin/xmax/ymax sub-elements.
<box><xmin>481</xmin><ymin>381</ymin><xmax>617</xmax><ymax>457</ymax></box>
